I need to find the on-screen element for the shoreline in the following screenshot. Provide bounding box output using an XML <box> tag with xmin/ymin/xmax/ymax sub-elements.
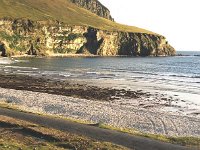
<box><xmin>7</xmin><ymin>53</ymin><xmax>176</xmax><ymax>58</ymax></box>
<box><xmin>0</xmin><ymin>73</ymin><xmax>199</xmax><ymax>137</ymax></box>
<box><xmin>0</xmin><ymin>87</ymin><xmax>200</xmax><ymax>137</ymax></box>
<box><xmin>0</xmin><ymin>73</ymin><xmax>199</xmax><ymax>117</ymax></box>
<box><xmin>6</xmin><ymin>50</ymin><xmax>199</xmax><ymax>58</ymax></box>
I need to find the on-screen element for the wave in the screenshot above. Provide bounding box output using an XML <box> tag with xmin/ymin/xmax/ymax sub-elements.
<box><xmin>169</xmin><ymin>74</ymin><xmax>200</xmax><ymax>79</ymax></box>
<box><xmin>112</xmin><ymin>69</ymin><xmax>160</xmax><ymax>76</ymax></box>
<box><xmin>192</xmin><ymin>76</ymin><xmax>200</xmax><ymax>78</ymax></box>
<box><xmin>86</xmin><ymin>72</ymin><xmax>99</xmax><ymax>74</ymax></box>
<box><xmin>133</xmin><ymin>71</ymin><xmax>158</xmax><ymax>76</ymax></box>
<box><xmin>59</xmin><ymin>73</ymin><xmax>71</xmax><ymax>77</ymax></box>
<box><xmin>129</xmin><ymin>71</ymin><xmax>200</xmax><ymax>79</ymax></box>
<box><xmin>86</xmin><ymin>71</ymin><xmax>116</xmax><ymax>77</ymax></box>
<box><xmin>4</xmin><ymin>66</ymin><xmax>38</xmax><ymax>70</ymax></box>
<box><xmin>0</xmin><ymin>58</ymin><xmax>15</xmax><ymax>64</ymax></box>
<box><xmin>14</xmin><ymin>60</ymin><xmax>29</xmax><ymax>63</ymax></box>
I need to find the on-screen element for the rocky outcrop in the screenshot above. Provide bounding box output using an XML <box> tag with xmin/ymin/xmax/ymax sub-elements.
<box><xmin>0</xmin><ymin>18</ymin><xmax>175</xmax><ymax>56</ymax></box>
<box><xmin>69</xmin><ymin>0</ymin><xmax>114</xmax><ymax>21</ymax></box>
<box><xmin>78</xmin><ymin>27</ymin><xmax>175</xmax><ymax>56</ymax></box>
<box><xmin>0</xmin><ymin>42</ymin><xmax>7</xmax><ymax>57</ymax></box>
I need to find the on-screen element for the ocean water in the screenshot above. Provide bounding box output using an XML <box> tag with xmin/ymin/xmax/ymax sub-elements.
<box><xmin>0</xmin><ymin>51</ymin><xmax>200</xmax><ymax>104</ymax></box>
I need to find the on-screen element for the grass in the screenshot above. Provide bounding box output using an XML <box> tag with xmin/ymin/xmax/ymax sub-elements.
<box><xmin>0</xmin><ymin>31</ymin><xmax>26</xmax><ymax>55</ymax></box>
<box><xmin>99</xmin><ymin>124</ymin><xmax>200</xmax><ymax>149</ymax></box>
<box><xmin>0</xmin><ymin>0</ymin><xmax>156</xmax><ymax>34</ymax></box>
<box><xmin>0</xmin><ymin>114</ymin><xmax>127</xmax><ymax>150</ymax></box>
<box><xmin>0</xmin><ymin>102</ymin><xmax>199</xmax><ymax>149</ymax></box>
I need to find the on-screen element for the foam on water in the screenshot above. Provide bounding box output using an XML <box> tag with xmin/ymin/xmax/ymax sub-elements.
<box><xmin>4</xmin><ymin>66</ymin><xmax>38</xmax><ymax>70</ymax></box>
<box><xmin>0</xmin><ymin>57</ymin><xmax>15</xmax><ymax>64</ymax></box>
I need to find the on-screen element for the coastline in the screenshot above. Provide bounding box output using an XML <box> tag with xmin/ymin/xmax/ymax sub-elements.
<box><xmin>10</xmin><ymin>54</ymin><xmax>102</xmax><ymax>58</ymax></box>
<box><xmin>8</xmin><ymin>53</ymin><xmax>177</xmax><ymax>58</ymax></box>
<box><xmin>7</xmin><ymin>51</ymin><xmax>200</xmax><ymax>58</ymax></box>
<box><xmin>0</xmin><ymin>73</ymin><xmax>199</xmax><ymax>137</ymax></box>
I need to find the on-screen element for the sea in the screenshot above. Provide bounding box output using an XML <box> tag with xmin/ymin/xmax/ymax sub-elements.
<box><xmin>0</xmin><ymin>51</ymin><xmax>200</xmax><ymax>105</ymax></box>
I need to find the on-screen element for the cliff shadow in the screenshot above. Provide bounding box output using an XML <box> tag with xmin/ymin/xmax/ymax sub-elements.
<box><xmin>0</xmin><ymin>42</ymin><xmax>7</xmax><ymax>57</ymax></box>
<box><xmin>77</xmin><ymin>27</ymin><xmax>103</xmax><ymax>55</ymax></box>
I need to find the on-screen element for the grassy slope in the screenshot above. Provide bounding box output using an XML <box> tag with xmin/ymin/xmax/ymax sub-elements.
<box><xmin>0</xmin><ymin>0</ymin><xmax>156</xmax><ymax>34</ymax></box>
<box><xmin>99</xmin><ymin>124</ymin><xmax>200</xmax><ymax>149</ymax></box>
<box><xmin>0</xmin><ymin>115</ymin><xmax>127</xmax><ymax>150</ymax></box>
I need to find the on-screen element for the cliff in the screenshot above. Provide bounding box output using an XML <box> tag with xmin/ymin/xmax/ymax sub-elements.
<box><xmin>69</xmin><ymin>0</ymin><xmax>114</xmax><ymax>21</ymax></box>
<box><xmin>0</xmin><ymin>19</ymin><xmax>175</xmax><ymax>57</ymax></box>
<box><xmin>0</xmin><ymin>0</ymin><xmax>175</xmax><ymax>57</ymax></box>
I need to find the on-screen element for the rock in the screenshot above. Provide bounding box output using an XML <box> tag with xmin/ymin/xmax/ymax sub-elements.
<box><xmin>69</xmin><ymin>0</ymin><xmax>114</xmax><ymax>21</ymax></box>
<box><xmin>27</xmin><ymin>43</ymin><xmax>37</xmax><ymax>55</ymax></box>
<box><xmin>0</xmin><ymin>42</ymin><xmax>7</xmax><ymax>57</ymax></box>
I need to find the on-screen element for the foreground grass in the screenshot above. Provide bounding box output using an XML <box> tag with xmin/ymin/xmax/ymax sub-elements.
<box><xmin>99</xmin><ymin>123</ymin><xmax>200</xmax><ymax>149</ymax></box>
<box><xmin>0</xmin><ymin>0</ymin><xmax>156</xmax><ymax>34</ymax></box>
<box><xmin>0</xmin><ymin>115</ymin><xmax>127</xmax><ymax>150</ymax></box>
<box><xmin>0</xmin><ymin>102</ymin><xmax>199</xmax><ymax>149</ymax></box>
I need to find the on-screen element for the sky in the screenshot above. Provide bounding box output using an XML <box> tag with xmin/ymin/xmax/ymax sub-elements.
<box><xmin>99</xmin><ymin>0</ymin><xmax>200</xmax><ymax>51</ymax></box>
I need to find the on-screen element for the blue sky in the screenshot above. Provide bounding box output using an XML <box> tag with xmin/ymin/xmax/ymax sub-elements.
<box><xmin>99</xmin><ymin>0</ymin><xmax>200</xmax><ymax>51</ymax></box>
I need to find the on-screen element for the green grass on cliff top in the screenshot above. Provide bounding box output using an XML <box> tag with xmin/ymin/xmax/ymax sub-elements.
<box><xmin>0</xmin><ymin>0</ymin><xmax>156</xmax><ymax>34</ymax></box>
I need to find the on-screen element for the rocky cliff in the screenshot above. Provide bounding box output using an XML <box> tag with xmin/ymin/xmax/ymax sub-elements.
<box><xmin>69</xmin><ymin>0</ymin><xmax>114</xmax><ymax>21</ymax></box>
<box><xmin>0</xmin><ymin>18</ymin><xmax>175</xmax><ymax>57</ymax></box>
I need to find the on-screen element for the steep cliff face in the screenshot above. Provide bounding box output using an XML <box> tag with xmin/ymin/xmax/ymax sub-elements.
<box><xmin>79</xmin><ymin>28</ymin><xmax>175</xmax><ymax>56</ymax></box>
<box><xmin>0</xmin><ymin>18</ymin><xmax>175</xmax><ymax>57</ymax></box>
<box><xmin>69</xmin><ymin>0</ymin><xmax>114</xmax><ymax>21</ymax></box>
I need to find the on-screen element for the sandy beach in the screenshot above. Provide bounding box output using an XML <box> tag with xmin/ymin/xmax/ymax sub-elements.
<box><xmin>0</xmin><ymin>74</ymin><xmax>199</xmax><ymax>137</ymax></box>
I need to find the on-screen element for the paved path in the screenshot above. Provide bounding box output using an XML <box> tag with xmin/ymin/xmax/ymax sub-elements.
<box><xmin>0</xmin><ymin>108</ymin><xmax>193</xmax><ymax>150</ymax></box>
